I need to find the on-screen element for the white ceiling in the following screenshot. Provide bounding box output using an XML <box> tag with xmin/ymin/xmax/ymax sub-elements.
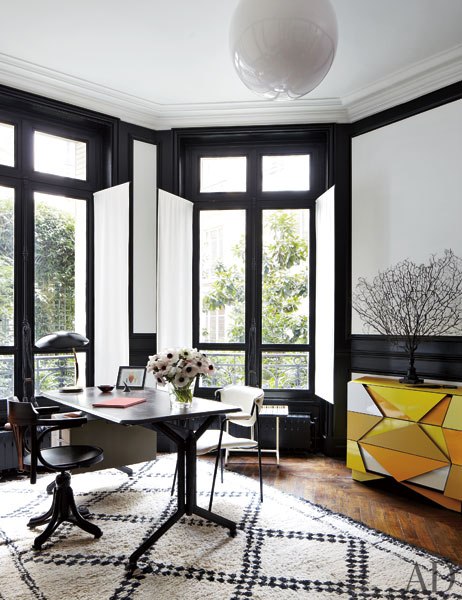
<box><xmin>0</xmin><ymin>0</ymin><xmax>461</xmax><ymax>130</ymax></box>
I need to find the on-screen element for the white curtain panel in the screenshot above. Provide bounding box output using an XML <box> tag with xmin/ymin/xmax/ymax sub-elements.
<box><xmin>315</xmin><ymin>185</ymin><xmax>335</xmax><ymax>404</ymax></box>
<box><xmin>133</xmin><ymin>140</ymin><xmax>157</xmax><ymax>334</ymax></box>
<box><xmin>157</xmin><ymin>189</ymin><xmax>193</xmax><ymax>352</ymax></box>
<box><xmin>93</xmin><ymin>183</ymin><xmax>130</xmax><ymax>385</ymax></box>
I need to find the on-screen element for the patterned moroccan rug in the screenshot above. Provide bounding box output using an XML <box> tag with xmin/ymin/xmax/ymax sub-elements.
<box><xmin>0</xmin><ymin>455</ymin><xmax>460</xmax><ymax>599</ymax></box>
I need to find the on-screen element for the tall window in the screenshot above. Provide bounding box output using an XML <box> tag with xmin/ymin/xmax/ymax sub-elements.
<box><xmin>0</xmin><ymin>185</ymin><xmax>14</xmax><ymax>394</ymax></box>
<box><xmin>33</xmin><ymin>192</ymin><xmax>88</xmax><ymax>392</ymax></box>
<box><xmin>34</xmin><ymin>192</ymin><xmax>87</xmax><ymax>340</ymax></box>
<box><xmin>0</xmin><ymin>113</ymin><xmax>102</xmax><ymax>397</ymax></box>
<box><xmin>185</xmin><ymin>137</ymin><xmax>327</xmax><ymax>401</ymax></box>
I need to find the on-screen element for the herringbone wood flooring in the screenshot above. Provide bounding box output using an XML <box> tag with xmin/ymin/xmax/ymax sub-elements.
<box><xmin>201</xmin><ymin>453</ymin><xmax>462</xmax><ymax>566</ymax></box>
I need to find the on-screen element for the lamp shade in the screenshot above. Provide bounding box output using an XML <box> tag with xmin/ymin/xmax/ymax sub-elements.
<box><xmin>229</xmin><ymin>0</ymin><xmax>338</xmax><ymax>100</ymax></box>
<box><xmin>36</xmin><ymin>331</ymin><xmax>89</xmax><ymax>351</ymax></box>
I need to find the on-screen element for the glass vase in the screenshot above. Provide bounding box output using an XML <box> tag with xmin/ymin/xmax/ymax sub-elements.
<box><xmin>169</xmin><ymin>383</ymin><xmax>194</xmax><ymax>409</ymax></box>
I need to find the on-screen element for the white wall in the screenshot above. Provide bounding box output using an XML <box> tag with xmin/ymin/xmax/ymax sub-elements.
<box><xmin>133</xmin><ymin>140</ymin><xmax>157</xmax><ymax>334</ymax></box>
<box><xmin>351</xmin><ymin>99</ymin><xmax>462</xmax><ymax>333</ymax></box>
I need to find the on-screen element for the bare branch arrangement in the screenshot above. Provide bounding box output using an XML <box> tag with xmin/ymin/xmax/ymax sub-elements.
<box><xmin>353</xmin><ymin>249</ymin><xmax>462</xmax><ymax>384</ymax></box>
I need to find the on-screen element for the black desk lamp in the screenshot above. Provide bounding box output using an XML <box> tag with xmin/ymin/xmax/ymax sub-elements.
<box><xmin>36</xmin><ymin>331</ymin><xmax>89</xmax><ymax>393</ymax></box>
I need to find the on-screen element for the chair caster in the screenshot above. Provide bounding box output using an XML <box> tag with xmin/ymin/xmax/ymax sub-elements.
<box><xmin>229</xmin><ymin>527</ymin><xmax>237</xmax><ymax>538</ymax></box>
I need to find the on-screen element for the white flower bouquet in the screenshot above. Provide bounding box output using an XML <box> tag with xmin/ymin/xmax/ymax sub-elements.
<box><xmin>146</xmin><ymin>347</ymin><xmax>215</xmax><ymax>404</ymax></box>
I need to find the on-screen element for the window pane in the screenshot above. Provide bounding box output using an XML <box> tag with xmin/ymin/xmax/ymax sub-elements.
<box><xmin>262</xmin><ymin>352</ymin><xmax>309</xmax><ymax>390</ymax></box>
<box><xmin>0</xmin><ymin>123</ymin><xmax>15</xmax><ymax>167</ymax></box>
<box><xmin>199</xmin><ymin>350</ymin><xmax>245</xmax><ymax>388</ymax></box>
<box><xmin>35</xmin><ymin>352</ymin><xmax>86</xmax><ymax>393</ymax></box>
<box><xmin>262</xmin><ymin>154</ymin><xmax>310</xmax><ymax>191</ymax></box>
<box><xmin>34</xmin><ymin>192</ymin><xmax>87</xmax><ymax>340</ymax></box>
<box><xmin>0</xmin><ymin>355</ymin><xmax>14</xmax><ymax>396</ymax></box>
<box><xmin>0</xmin><ymin>186</ymin><xmax>14</xmax><ymax>346</ymax></box>
<box><xmin>262</xmin><ymin>209</ymin><xmax>309</xmax><ymax>344</ymax></box>
<box><xmin>34</xmin><ymin>131</ymin><xmax>86</xmax><ymax>180</ymax></box>
<box><xmin>200</xmin><ymin>157</ymin><xmax>246</xmax><ymax>192</ymax></box>
<box><xmin>200</xmin><ymin>210</ymin><xmax>245</xmax><ymax>343</ymax></box>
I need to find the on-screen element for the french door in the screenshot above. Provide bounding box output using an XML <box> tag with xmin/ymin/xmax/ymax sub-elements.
<box><xmin>187</xmin><ymin>141</ymin><xmax>327</xmax><ymax>400</ymax></box>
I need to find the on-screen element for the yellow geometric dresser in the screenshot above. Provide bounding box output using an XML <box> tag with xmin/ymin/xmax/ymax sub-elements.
<box><xmin>347</xmin><ymin>376</ymin><xmax>462</xmax><ymax>512</ymax></box>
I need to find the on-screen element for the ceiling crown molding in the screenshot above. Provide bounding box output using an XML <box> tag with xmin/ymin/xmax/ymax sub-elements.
<box><xmin>0</xmin><ymin>52</ymin><xmax>168</xmax><ymax>128</ymax></box>
<box><xmin>154</xmin><ymin>99</ymin><xmax>349</xmax><ymax>130</ymax></box>
<box><xmin>344</xmin><ymin>44</ymin><xmax>462</xmax><ymax>122</ymax></box>
<box><xmin>0</xmin><ymin>51</ymin><xmax>348</xmax><ymax>128</ymax></box>
<box><xmin>0</xmin><ymin>46</ymin><xmax>461</xmax><ymax>130</ymax></box>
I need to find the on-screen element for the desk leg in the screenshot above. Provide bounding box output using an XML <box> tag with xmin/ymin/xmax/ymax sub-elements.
<box><xmin>177</xmin><ymin>438</ymin><xmax>186</xmax><ymax>512</ymax></box>
<box><xmin>193</xmin><ymin>504</ymin><xmax>237</xmax><ymax>534</ymax></box>
<box><xmin>188</xmin><ymin>419</ymin><xmax>236</xmax><ymax>534</ymax></box>
<box><xmin>127</xmin><ymin>425</ymin><xmax>186</xmax><ymax>574</ymax></box>
<box><xmin>185</xmin><ymin>432</ymin><xmax>195</xmax><ymax>515</ymax></box>
<box><xmin>128</xmin><ymin>509</ymin><xmax>184</xmax><ymax>571</ymax></box>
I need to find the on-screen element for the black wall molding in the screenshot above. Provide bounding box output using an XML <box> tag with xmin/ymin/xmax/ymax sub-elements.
<box><xmin>129</xmin><ymin>333</ymin><xmax>156</xmax><ymax>368</ymax></box>
<box><xmin>351</xmin><ymin>335</ymin><xmax>462</xmax><ymax>381</ymax></box>
<box><xmin>0</xmin><ymin>82</ymin><xmax>119</xmax><ymax>128</ymax></box>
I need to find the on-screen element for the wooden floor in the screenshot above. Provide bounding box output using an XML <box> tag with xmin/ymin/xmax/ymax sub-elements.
<box><xmin>201</xmin><ymin>453</ymin><xmax>462</xmax><ymax>566</ymax></box>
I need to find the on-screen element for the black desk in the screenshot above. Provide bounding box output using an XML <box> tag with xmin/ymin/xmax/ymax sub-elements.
<box><xmin>42</xmin><ymin>387</ymin><xmax>241</xmax><ymax>572</ymax></box>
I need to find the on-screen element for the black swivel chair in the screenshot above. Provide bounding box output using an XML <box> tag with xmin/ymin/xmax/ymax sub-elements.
<box><xmin>7</xmin><ymin>397</ymin><xmax>104</xmax><ymax>549</ymax></box>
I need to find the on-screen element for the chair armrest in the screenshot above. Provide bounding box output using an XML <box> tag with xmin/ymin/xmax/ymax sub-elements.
<box><xmin>37</xmin><ymin>416</ymin><xmax>88</xmax><ymax>429</ymax></box>
<box><xmin>35</xmin><ymin>405</ymin><xmax>61</xmax><ymax>415</ymax></box>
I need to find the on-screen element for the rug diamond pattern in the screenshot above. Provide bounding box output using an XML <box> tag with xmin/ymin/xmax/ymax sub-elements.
<box><xmin>1</xmin><ymin>456</ymin><xmax>461</xmax><ymax>599</ymax></box>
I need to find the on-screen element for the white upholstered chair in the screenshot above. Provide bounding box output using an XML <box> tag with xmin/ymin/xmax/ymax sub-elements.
<box><xmin>198</xmin><ymin>385</ymin><xmax>264</xmax><ymax>509</ymax></box>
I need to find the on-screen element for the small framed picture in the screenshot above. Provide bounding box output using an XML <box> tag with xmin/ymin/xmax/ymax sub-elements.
<box><xmin>116</xmin><ymin>366</ymin><xmax>147</xmax><ymax>390</ymax></box>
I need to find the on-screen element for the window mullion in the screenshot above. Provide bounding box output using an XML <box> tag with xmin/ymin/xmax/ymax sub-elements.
<box><xmin>247</xmin><ymin>202</ymin><xmax>262</xmax><ymax>387</ymax></box>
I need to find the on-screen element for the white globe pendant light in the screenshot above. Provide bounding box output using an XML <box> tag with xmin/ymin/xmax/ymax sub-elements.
<box><xmin>229</xmin><ymin>0</ymin><xmax>338</xmax><ymax>100</ymax></box>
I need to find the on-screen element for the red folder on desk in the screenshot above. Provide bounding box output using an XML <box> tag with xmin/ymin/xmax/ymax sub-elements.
<box><xmin>92</xmin><ymin>397</ymin><xmax>146</xmax><ymax>408</ymax></box>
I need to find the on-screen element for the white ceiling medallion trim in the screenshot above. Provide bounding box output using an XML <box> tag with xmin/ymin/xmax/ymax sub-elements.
<box><xmin>345</xmin><ymin>44</ymin><xmax>462</xmax><ymax>122</ymax></box>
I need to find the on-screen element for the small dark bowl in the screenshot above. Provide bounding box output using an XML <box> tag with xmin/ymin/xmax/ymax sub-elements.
<box><xmin>98</xmin><ymin>385</ymin><xmax>114</xmax><ymax>393</ymax></box>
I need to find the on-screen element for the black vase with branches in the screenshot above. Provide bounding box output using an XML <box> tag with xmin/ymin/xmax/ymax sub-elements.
<box><xmin>353</xmin><ymin>249</ymin><xmax>462</xmax><ymax>384</ymax></box>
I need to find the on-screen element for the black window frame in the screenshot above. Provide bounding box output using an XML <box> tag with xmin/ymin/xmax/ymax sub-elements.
<box><xmin>181</xmin><ymin>128</ymin><xmax>329</xmax><ymax>403</ymax></box>
<box><xmin>0</xmin><ymin>104</ymin><xmax>107</xmax><ymax>398</ymax></box>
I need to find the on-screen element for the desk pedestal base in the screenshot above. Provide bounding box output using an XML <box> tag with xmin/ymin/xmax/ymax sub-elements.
<box><xmin>127</xmin><ymin>417</ymin><xmax>237</xmax><ymax>574</ymax></box>
<box><xmin>127</xmin><ymin>503</ymin><xmax>236</xmax><ymax>573</ymax></box>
